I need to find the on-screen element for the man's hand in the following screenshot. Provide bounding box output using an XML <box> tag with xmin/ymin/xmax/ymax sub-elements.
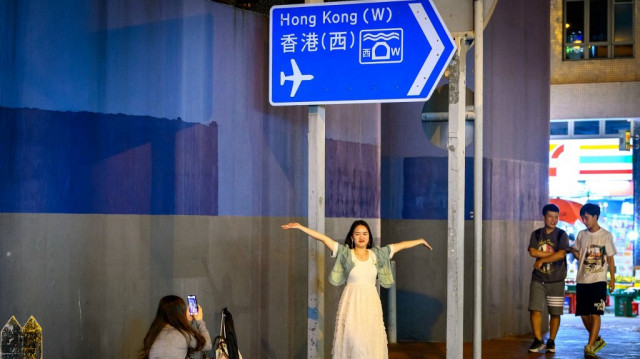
<box><xmin>534</xmin><ymin>259</ymin><xmax>544</xmax><ymax>270</ymax></box>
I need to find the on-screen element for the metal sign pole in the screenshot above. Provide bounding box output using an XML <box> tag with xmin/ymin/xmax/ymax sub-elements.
<box><xmin>304</xmin><ymin>4</ymin><xmax>325</xmax><ymax>358</ymax></box>
<box><xmin>473</xmin><ymin>1</ymin><xmax>484</xmax><ymax>358</ymax></box>
<box><xmin>307</xmin><ymin>104</ymin><xmax>325</xmax><ymax>359</ymax></box>
<box><xmin>447</xmin><ymin>36</ymin><xmax>466</xmax><ymax>359</ymax></box>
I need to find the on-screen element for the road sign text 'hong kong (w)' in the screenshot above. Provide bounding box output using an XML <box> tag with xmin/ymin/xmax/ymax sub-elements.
<box><xmin>269</xmin><ymin>0</ymin><xmax>456</xmax><ymax>106</ymax></box>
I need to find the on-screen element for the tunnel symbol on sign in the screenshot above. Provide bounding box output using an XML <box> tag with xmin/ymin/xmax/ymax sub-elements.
<box><xmin>371</xmin><ymin>42</ymin><xmax>391</xmax><ymax>60</ymax></box>
<box><xmin>359</xmin><ymin>29</ymin><xmax>403</xmax><ymax>64</ymax></box>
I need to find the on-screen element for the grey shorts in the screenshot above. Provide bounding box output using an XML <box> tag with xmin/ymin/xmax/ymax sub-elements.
<box><xmin>528</xmin><ymin>280</ymin><xmax>565</xmax><ymax>316</ymax></box>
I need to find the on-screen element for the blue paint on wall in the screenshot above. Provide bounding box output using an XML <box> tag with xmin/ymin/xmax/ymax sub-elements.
<box><xmin>0</xmin><ymin>0</ymin><xmax>214</xmax><ymax>124</ymax></box>
<box><xmin>326</xmin><ymin>139</ymin><xmax>380</xmax><ymax>219</ymax></box>
<box><xmin>399</xmin><ymin>156</ymin><xmax>474</xmax><ymax>220</ymax></box>
<box><xmin>307</xmin><ymin>307</ymin><xmax>318</xmax><ymax>321</ymax></box>
<box><xmin>0</xmin><ymin>0</ymin><xmax>384</xmax><ymax>219</ymax></box>
<box><xmin>0</xmin><ymin>107</ymin><xmax>218</xmax><ymax>215</ymax></box>
<box><xmin>95</xmin><ymin>15</ymin><xmax>215</xmax><ymax>123</ymax></box>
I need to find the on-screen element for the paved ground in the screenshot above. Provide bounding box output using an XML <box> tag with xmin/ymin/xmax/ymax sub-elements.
<box><xmin>389</xmin><ymin>312</ymin><xmax>640</xmax><ymax>358</ymax></box>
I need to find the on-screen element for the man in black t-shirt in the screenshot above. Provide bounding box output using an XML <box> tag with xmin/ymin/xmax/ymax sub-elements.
<box><xmin>526</xmin><ymin>204</ymin><xmax>570</xmax><ymax>353</ymax></box>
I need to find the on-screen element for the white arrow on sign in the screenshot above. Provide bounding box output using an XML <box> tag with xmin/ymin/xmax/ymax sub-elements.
<box><xmin>407</xmin><ymin>2</ymin><xmax>445</xmax><ymax>96</ymax></box>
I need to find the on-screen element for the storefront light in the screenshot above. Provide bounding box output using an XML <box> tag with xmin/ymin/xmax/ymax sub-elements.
<box><xmin>621</xmin><ymin>202</ymin><xmax>633</xmax><ymax>215</ymax></box>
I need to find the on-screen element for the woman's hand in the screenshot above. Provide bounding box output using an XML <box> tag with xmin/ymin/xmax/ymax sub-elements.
<box><xmin>188</xmin><ymin>305</ymin><xmax>204</xmax><ymax>321</ymax></box>
<box><xmin>191</xmin><ymin>304</ymin><xmax>203</xmax><ymax>320</ymax></box>
<box><xmin>281</xmin><ymin>222</ymin><xmax>337</xmax><ymax>251</ymax></box>
<box><xmin>420</xmin><ymin>238</ymin><xmax>433</xmax><ymax>250</ymax></box>
<box><xmin>393</xmin><ymin>238</ymin><xmax>433</xmax><ymax>254</ymax></box>
<box><xmin>281</xmin><ymin>222</ymin><xmax>303</xmax><ymax>230</ymax></box>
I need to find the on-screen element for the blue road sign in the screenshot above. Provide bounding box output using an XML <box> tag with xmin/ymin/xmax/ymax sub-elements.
<box><xmin>269</xmin><ymin>0</ymin><xmax>456</xmax><ymax>106</ymax></box>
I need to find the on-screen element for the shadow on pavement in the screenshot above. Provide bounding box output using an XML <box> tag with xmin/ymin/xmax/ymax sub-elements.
<box><xmin>389</xmin><ymin>312</ymin><xmax>640</xmax><ymax>358</ymax></box>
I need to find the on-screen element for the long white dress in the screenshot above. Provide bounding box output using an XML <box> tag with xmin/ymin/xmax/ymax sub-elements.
<box><xmin>332</xmin><ymin>249</ymin><xmax>388</xmax><ymax>359</ymax></box>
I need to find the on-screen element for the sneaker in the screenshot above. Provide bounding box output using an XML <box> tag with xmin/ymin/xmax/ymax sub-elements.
<box><xmin>594</xmin><ymin>336</ymin><xmax>606</xmax><ymax>353</ymax></box>
<box><xmin>528</xmin><ymin>338</ymin><xmax>546</xmax><ymax>353</ymax></box>
<box><xmin>546</xmin><ymin>339</ymin><xmax>555</xmax><ymax>353</ymax></box>
<box><xmin>584</xmin><ymin>344</ymin><xmax>596</xmax><ymax>357</ymax></box>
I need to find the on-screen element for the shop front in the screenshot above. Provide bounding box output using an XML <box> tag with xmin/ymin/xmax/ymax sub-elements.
<box><xmin>549</xmin><ymin>137</ymin><xmax>638</xmax><ymax>286</ymax></box>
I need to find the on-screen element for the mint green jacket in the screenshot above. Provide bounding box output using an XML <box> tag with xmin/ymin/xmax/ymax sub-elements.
<box><xmin>329</xmin><ymin>244</ymin><xmax>395</xmax><ymax>288</ymax></box>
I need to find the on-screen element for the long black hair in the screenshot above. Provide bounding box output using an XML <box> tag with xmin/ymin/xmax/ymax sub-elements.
<box><xmin>344</xmin><ymin>220</ymin><xmax>373</xmax><ymax>249</ymax></box>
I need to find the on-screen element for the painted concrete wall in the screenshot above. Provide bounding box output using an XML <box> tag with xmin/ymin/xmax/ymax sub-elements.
<box><xmin>551</xmin><ymin>82</ymin><xmax>640</xmax><ymax>120</ymax></box>
<box><xmin>0</xmin><ymin>0</ymin><xmax>380</xmax><ymax>357</ymax></box>
<box><xmin>1</xmin><ymin>214</ymin><xmax>309</xmax><ymax>357</ymax></box>
<box><xmin>0</xmin><ymin>0</ymin><xmax>551</xmax><ymax>357</ymax></box>
<box><xmin>380</xmin><ymin>0</ymin><xmax>551</xmax><ymax>341</ymax></box>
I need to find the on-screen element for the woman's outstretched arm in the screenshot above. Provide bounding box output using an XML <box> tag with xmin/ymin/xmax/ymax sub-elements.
<box><xmin>392</xmin><ymin>238</ymin><xmax>432</xmax><ymax>254</ymax></box>
<box><xmin>281</xmin><ymin>222</ymin><xmax>337</xmax><ymax>251</ymax></box>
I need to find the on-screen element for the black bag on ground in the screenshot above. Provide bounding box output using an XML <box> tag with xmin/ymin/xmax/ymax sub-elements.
<box><xmin>213</xmin><ymin>307</ymin><xmax>241</xmax><ymax>359</ymax></box>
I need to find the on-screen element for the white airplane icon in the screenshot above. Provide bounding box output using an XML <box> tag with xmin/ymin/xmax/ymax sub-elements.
<box><xmin>280</xmin><ymin>59</ymin><xmax>314</xmax><ymax>97</ymax></box>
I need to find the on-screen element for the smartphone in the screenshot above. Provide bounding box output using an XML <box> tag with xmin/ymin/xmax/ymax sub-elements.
<box><xmin>187</xmin><ymin>295</ymin><xmax>198</xmax><ymax>315</ymax></box>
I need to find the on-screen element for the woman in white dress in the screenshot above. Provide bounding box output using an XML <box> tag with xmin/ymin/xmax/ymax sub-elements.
<box><xmin>281</xmin><ymin>220</ymin><xmax>432</xmax><ymax>359</ymax></box>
